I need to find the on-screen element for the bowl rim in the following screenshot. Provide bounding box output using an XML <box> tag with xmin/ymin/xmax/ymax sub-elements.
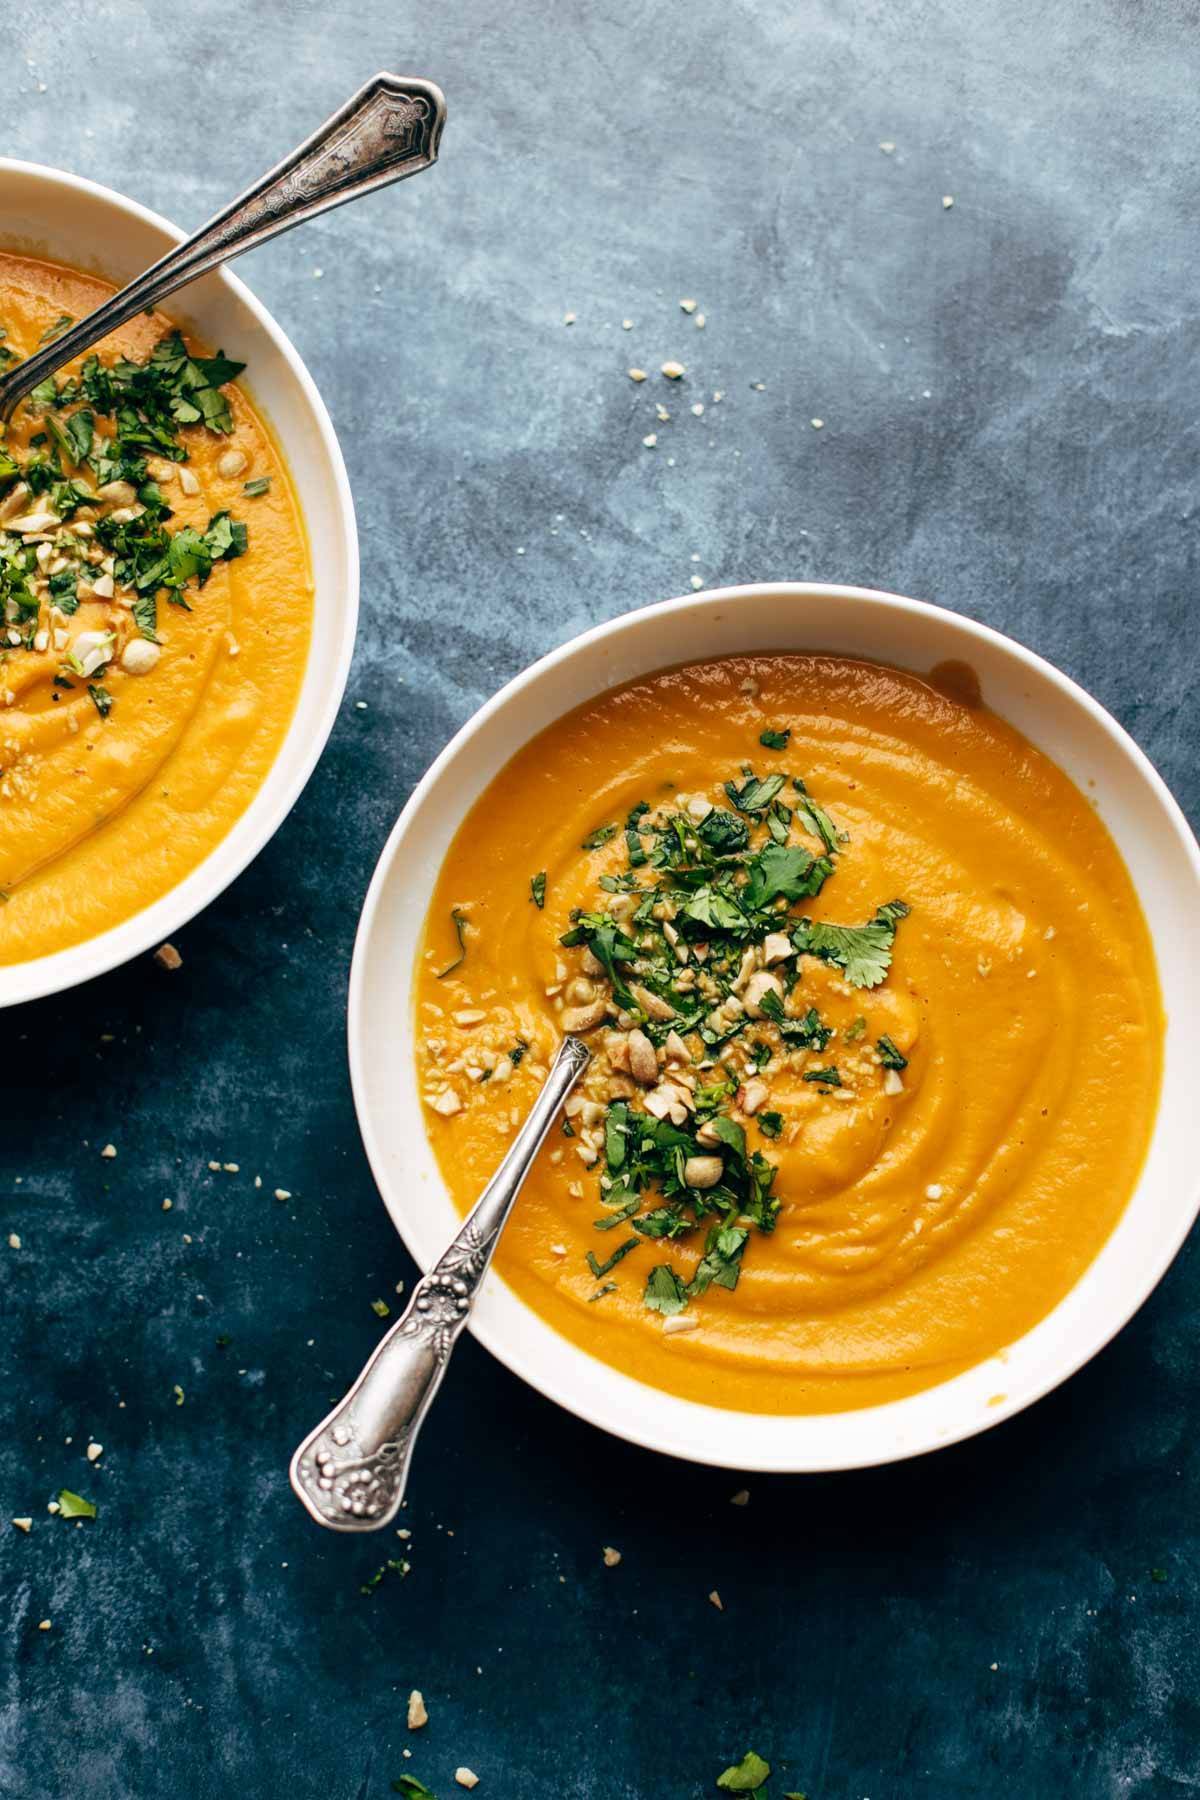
<box><xmin>349</xmin><ymin>585</ymin><xmax>1200</xmax><ymax>1471</ymax></box>
<box><xmin>0</xmin><ymin>156</ymin><xmax>359</xmax><ymax>1009</ymax></box>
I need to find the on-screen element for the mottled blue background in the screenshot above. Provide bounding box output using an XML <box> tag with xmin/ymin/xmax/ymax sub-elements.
<box><xmin>3</xmin><ymin>2</ymin><xmax>1199</xmax><ymax>1795</ymax></box>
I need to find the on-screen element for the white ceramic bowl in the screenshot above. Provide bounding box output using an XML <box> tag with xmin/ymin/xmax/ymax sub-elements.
<box><xmin>0</xmin><ymin>160</ymin><xmax>357</xmax><ymax>1008</ymax></box>
<box><xmin>350</xmin><ymin>584</ymin><xmax>1200</xmax><ymax>1472</ymax></box>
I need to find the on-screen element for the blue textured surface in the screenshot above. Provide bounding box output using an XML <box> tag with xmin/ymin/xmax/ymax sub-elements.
<box><xmin>3</xmin><ymin>3</ymin><xmax>1200</xmax><ymax>1795</ymax></box>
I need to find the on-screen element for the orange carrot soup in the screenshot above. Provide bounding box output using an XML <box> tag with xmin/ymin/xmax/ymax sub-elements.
<box><xmin>415</xmin><ymin>654</ymin><xmax>1162</xmax><ymax>1414</ymax></box>
<box><xmin>0</xmin><ymin>251</ymin><xmax>310</xmax><ymax>963</ymax></box>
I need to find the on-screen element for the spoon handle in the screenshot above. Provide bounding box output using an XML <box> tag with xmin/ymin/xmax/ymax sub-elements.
<box><xmin>0</xmin><ymin>71</ymin><xmax>446</xmax><ymax>420</ymax></box>
<box><xmin>290</xmin><ymin>1036</ymin><xmax>591</xmax><ymax>1532</ymax></box>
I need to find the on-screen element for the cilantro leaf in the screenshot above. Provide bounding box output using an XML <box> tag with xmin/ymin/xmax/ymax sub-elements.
<box><xmin>717</xmin><ymin>1752</ymin><xmax>772</xmax><ymax>1792</ymax></box>
<box><xmin>530</xmin><ymin>870</ymin><xmax>546</xmax><ymax>909</ymax></box>
<box><xmin>877</xmin><ymin>1035</ymin><xmax>908</xmax><ymax>1070</ymax></box>
<box><xmin>689</xmin><ymin>1222</ymin><xmax>748</xmax><ymax>1296</ymax></box>
<box><xmin>644</xmin><ymin>1264</ymin><xmax>689</xmax><ymax>1315</ymax></box>
<box><xmin>391</xmin><ymin>1779</ymin><xmax>439</xmax><ymax>1799</ymax></box>
<box><xmin>759</xmin><ymin>727</ymin><xmax>791</xmax><ymax>750</ymax></box>
<box><xmin>582</xmin><ymin>823</ymin><xmax>617</xmax><ymax>850</ymax></box>
<box><xmin>57</xmin><ymin>1489</ymin><xmax>97</xmax><ymax>1519</ymax></box>
<box><xmin>792</xmin><ymin>900</ymin><xmax>908</xmax><ymax>988</ymax></box>
<box><xmin>758</xmin><ymin>1111</ymin><xmax>783</xmax><ymax>1139</ymax></box>
<box><xmin>87</xmin><ymin>684</ymin><xmax>113</xmax><ymax>719</ymax></box>
<box><xmin>743</xmin><ymin>843</ymin><xmax>832</xmax><ymax>911</ymax></box>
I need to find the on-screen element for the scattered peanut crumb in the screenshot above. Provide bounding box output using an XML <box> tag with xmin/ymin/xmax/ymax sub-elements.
<box><xmin>562</xmin><ymin>311</ymin><xmax>576</xmax><ymax>325</ymax></box>
<box><xmin>661</xmin><ymin>361</ymin><xmax>686</xmax><ymax>380</ymax></box>
<box><xmin>708</xmin><ymin>1590</ymin><xmax>724</xmax><ymax>1611</ymax></box>
<box><xmin>662</xmin><ymin>1314</ymin><xmax>700</xmax><ymax>1335</ymax></box>
<box><xmin>942</xmin><ymin>194</ymin><xmax>954</xmax><ymax>209</ymax></box>
<box><xmin>407</xmin><ymin>1689</ymin><xmax>429</xmax><ymax>1730</ymax></box>
<box><xmin>274</xmin><ymin>1188</ymin><xmax>292</xmax><ymax>1201</ymax></box>
<box><xmin>679</xmin><ymin>298</ymin><xmax>697</xmax><ymax>313</ymax></box>
<box><xmin>811</xmin><ymin>418</ymin><xmax>824</xmax><ymax>429</ymax></box>
<box><xmin>602</xmin><ymin>1546</ymin><xmax>622</xmax><ymax>1567</ymax></box>
<box><xmin>153</xmin><ymin>942</ymin><xmax>182</xmax><ymax>971</ymax></box>
<box><xmin>7</xmin><ymin>1233</ymin><xmax>20</xmax><ymax>1250</ymax></box>
<box><xmin>86</xmin><ymin>1443</ymin><xmax>103</xmax><ymax>1462</ymax></box>
<box><xmin>455</xmin><ymin>1772</ymin><xmax>480</xmax><ymax>1790</ymax></box>
<box><xmin>642</xmin><ymin>434</ymin><xmax>658</xmax><ymax>448</ymax></box>
<box><xmin>12</xmin><ymin>1518</ymin><xmax>31</xmax><ymax>1533</ymax></box>
<box><xmin>690</xmin><ymin>576</ymin><xmax>703</xmax><ymax>590</ymax></box>
<box><xmin>627</xmin><ymin>368</ymin><xmax>647</xmax><ymax>382</ymax></box>
<box><xmin>730</xmin><ymin>1489</ymin><xmax>750</xmax><ymax>1507</ymax></box>
<box><xmin>622</xmin><ymin>318</ymin><xmax>633</xmax><ymax>330</ymax></box>
<box><xmin>880</xmin><ymin>140</ymin><xmax>896</xmax><ymax>154</ymax></box>
<box><xmin>37</xmin><ymin>1620</ymin><xmax>51</xmax><ymax>1632</ymax></box>
<box><xmin>161</xmin><ymin>1198</ymin><xmax>172</xmax><ymax>1212</ymax></box>
<box><xmin>100</xmin><ymin>1144</ymin><xmax>117</xmax><ymax>1160</ymax></box>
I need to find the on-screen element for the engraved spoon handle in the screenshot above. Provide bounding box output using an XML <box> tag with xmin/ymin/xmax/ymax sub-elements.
<box><xmin>0</xmin><ymin>70</ymin><xmax>446</xmax><ymax>421</ymax></box>
<box><xmin>290</xmin><ymin>1036</ymin><xmax>591</xmax><ymax>1531</ymax></box>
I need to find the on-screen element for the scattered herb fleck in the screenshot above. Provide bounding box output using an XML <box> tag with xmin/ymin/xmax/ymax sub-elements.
<box><xmin>57</xmin><ymin>1490</ymin><xmax>96</xmax><ymax>1520</ymax></box>
<box><xmin>436</xmin><ymin>908</ymin><xmax>470</xmax><ymax>978</ymax></box>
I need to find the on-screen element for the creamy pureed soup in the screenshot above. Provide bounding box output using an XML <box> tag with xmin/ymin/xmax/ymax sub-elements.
<box><xmin>0</xmin><ymin>252</ymin><xmax>310</xmax><ymax>963</ymax></box>
<box><xmin>415</xmin><ymin>654</ymin><xmax>1162</xmax><ymax>1414</ymax></box>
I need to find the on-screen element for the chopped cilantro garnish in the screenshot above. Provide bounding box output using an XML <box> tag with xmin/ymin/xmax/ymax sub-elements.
<box><xmin>391</xmin><ymin>1779</ymin><xmax>437</xmax><ymax>1799</ymax></box>
<box><xmin>436</xmin><ymin>907</ymin><xmax>470</xmax><ymax>978</ymax></box>
<box><xmin>370</xmin><ymin>1298</ymin><xmax>390</xmax><ymax>1318</ymax></box>
<box><xmin>581</xmin><ymin>823</ymin><xmax>618</xmax><ymax>849</ymax></box>
<box><xmin>585</xmin><ymin>1236</ymin><xmax>639</xmax><ymax>1279</ymax></box>
<box><xmin>530</xmin><ymin>870</ymin><xmax>546</xmax><ymax>909</ymax></box>
<box><xmin>758</xmin><ymin>1111</ymin><xmax>784</xmax><ymax>1139</ymax></box>
<box><xmin>725</xmin><ymin>771</ymin><xmax>786</xmax><ymax>815</ymax></box>
<box><xmin>242</xmin><ymin>476</ymin><xmax>271</xmax><ymax>496</ymax></box>
<box><xmin>803</xmin><ymin>1065</ymin><xmax>842</xmax><ymax>1087</ymax></box>
<box><xmin>360</xmin><ymin>1557</ymin><xmax>409</xmax><ymax>1596</ymax></box>
<box><xmin>798</xmin><ymin>796</ymin><xmax>843</xmax><ymax>854</ymax></box>
<box><xmin>876</xmin><ymin>1034</ymin><xmax>908</xmax><ymax>1070</ymax></box>
<box><xmin>87</xmin><ymin>684</ymin><xmax>113</xmax><ymax>719</ymax></box>
<box><xmin>38</xmin><ymin>313</ymin><xmax>74</xmax><ymax>346</ymax></box>
<box><xmin>758</xmin><ymin>726</ymin><xmax>791</xmax><ymax>750</ymax></box>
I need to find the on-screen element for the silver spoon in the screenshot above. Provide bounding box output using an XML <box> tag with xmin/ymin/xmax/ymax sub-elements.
<box><xmin>0</xmin><ymin>70</ymin><xmax>446</xmax><ymax>423</ymax></box>
<box><xmin>291</xmin><ymin>1036</ymin><xmax>592</xmax><ymax>1531</ymax></box>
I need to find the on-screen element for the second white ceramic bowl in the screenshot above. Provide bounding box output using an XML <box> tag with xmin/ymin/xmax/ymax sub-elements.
<box><xmin>0</xmin><ymin>160</ymin><xmax>358</xmax><ymax>1008</ymax></box>
<box><xmin>350</xmin><ymin>583</ymin><xmax>1200</xmax><ymax>1472</ymax></box>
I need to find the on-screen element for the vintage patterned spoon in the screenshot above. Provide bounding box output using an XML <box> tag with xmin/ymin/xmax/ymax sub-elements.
<box><xmin>0</xmin><ymin>70</ymin><xmax>446</xmax><ymax>422</ymax></box>
<box><xmin>290</xmin><ymin>1036</ymin><xmax>591</xmax><ymax>1531</ymax></box>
